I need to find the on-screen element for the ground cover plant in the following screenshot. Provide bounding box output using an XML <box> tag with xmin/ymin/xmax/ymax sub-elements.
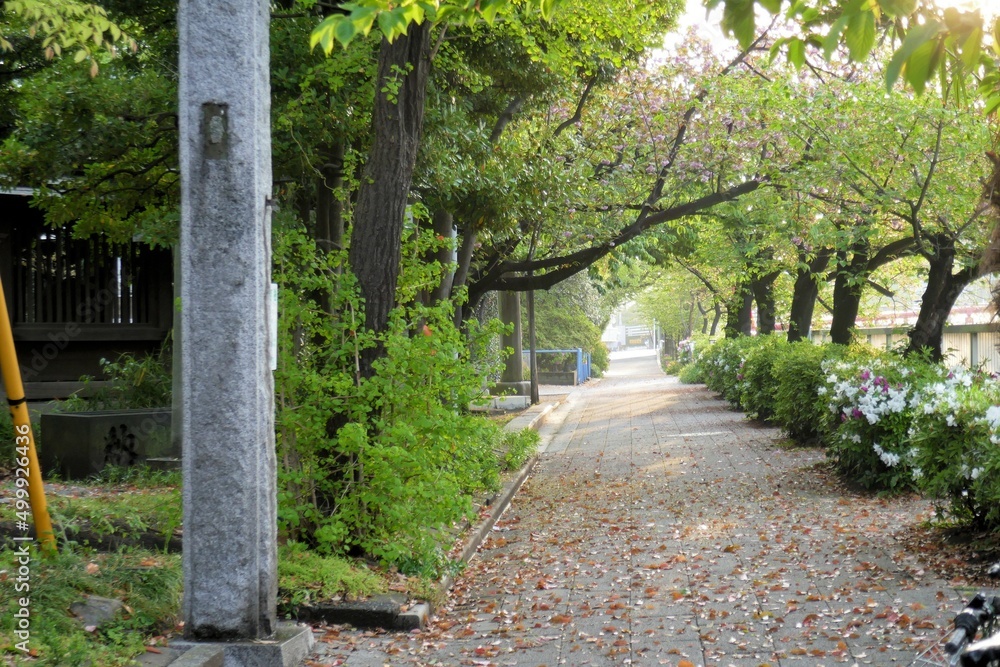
<box><xmin>0</xmin><ymin>466</ymin><xmax>407</xmax><ymax>664</ymax></box>
<box><xmin>0</xmin><ymin>546</ymin><xmax>181</xmax><ymax>666</ymax></box>
<box><xmin>0</xmin><ymin>468</ymin><xmax>183</xmax><ymax>666</ymax></box>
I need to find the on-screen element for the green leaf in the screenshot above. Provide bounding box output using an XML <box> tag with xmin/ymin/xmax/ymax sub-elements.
<box><xmin>435</xmin><ymin>5</ymin><xmax>461</xmax><ymax>22</ymax></box>
<box><xmin>961</xmin><ymin>25</ymin><xmax>983</xmax><ymax>69</ymax></box>
<box><xmin>993</xmin><ymin>17</ymin><xmax>1000</xmax><ymax>57</ymax></box>
<box><xmin>878</xmin><ymin>0</ymin><xmax>916</xmax><ymax>18</ymax></box>
<box><xmin>349</xmin><ymin>5</ymin><xmax>379</xmax><ymax>35</ymax></box>
<box><xmin>821</xmin><ymin>13</ymin><xmax>852</xmax><ymax>59</ymax></box>
<box><xmin>767</xmin><ymin>37</ymin><xmax>786</xmax><ymax>64</ymax></box>
<box><xmin>885</xmin><ymin>19</ymin><xmax>944</xmax><ymax>90</ymax></box>
<box><xmin>787</xmin><ymin>37</ymin><xmax>806</xmax><ymax>69</ymax></box>
<box><xmin>73</xmin><ymin>48</ymin><xmax>87</xmax><ymax>63</ymax></box>
<box><xmin>984</xmin><ymin>93</ymin><xmax>1000</xmax><ymax>116</ymax></box>
<box><xmin>377</xmin><ymin>9</ymin><xmax>409</xmax><ymax>42</ymax></box>
<box><xmin>844</xmin><ymin>9</ymin><xmax>876</xmax><ymax>61</ymax></box>
<box><xmin>399</xmin><ymin>3</ymin><xmax>425</xmax><ymax>26</ymax></box>
<box><xmin>904</xmin><ymin>37</ymin><xmax>942</xmax><ymax>95</ymax></box>
<box><xmin>722</xmin><ymin>0</ymin><xmax>756</xmax><ymax>49</ymax></box>
<box><xmin>480</xmin><ymin>0</ymin><xmax>503</xmax><ymax>23</ymax></box>
<box><xmin>335</xmin><ymin>15</ymin><xmax>357</xmax><ymax>46</ymax></box>
<box><xmin>758</xmin><ymin>0</ymin><xmax>781</xmax><ymax>14</ymax></box>
<box><xmin>309</xmin><ymin>14</ymin><xmax>340</xmax><ymax>53</ymax></box>
<box><xmin>540</xmin><ymin>0</ymin><xmax>558</xmax><ymax>20</ymax></box>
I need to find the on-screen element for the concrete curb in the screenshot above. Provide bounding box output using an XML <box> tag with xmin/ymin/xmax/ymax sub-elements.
<box><xmin>425</xmin><ymin>400</ymin><xmax>560</xmax><ymax>624</ymax></box>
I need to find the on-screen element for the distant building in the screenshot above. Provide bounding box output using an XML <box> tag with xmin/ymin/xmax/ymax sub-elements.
<box><xmin>602</xmin><ymin>302</ymin><xmax>652</xmax><ymax>350</ymax></box>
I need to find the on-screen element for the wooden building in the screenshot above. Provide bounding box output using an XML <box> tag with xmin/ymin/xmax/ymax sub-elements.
<box><xmin>1</xmin><ymin>189</ymin><xmax>172</xmax><ymax>400</ymax></box>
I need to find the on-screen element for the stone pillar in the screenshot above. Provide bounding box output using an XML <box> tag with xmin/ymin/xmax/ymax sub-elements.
<box><xmin>178</xmin><ymin>0</ymin><xmax>276</xmax><ymax>641</ymax></box>
<box><xmin>494</xmin><ymin>291</ymin><xmax>529</xmax><ymax>396</ymax></box>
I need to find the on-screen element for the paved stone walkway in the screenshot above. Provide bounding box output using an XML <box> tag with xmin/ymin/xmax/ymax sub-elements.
<box><xmin>308</xmin><ymin>351</ymin><xmax>965</xmax><ymax>667</ymax></box>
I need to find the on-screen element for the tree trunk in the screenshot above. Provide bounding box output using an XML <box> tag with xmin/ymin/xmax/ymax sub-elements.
<box><xmin>429</xmin><ymin>209</ymin><xmax>456</xmax><ymax>304</ymax></box>
<box><xmin>905</xmin><ymin>235</ymin><xmax>977</xmax><ymax>360</ymax></box>
<box><xmin>725</xmin><ymin>278</ymin><xmax>753</xmax><ymax>338</ymax></box>
<box><xmin>829</xmin><ymin>245</ymin><xmax>868</xmax><ymax>346</ymax></box>
<box><xmin>751</xmin><ymin>270</ymin><xmax>779</xmax><ymax>336</ymax></box>
<box><xmin>710</xmin><ymin>302</ymin><xmax>723</xmax><ymax>336</ymax></box>
<box><xmin>348</xmin><ymin>25</ymin><xmax>432</xmax><ymax>378</ymax></box>
<box><xmin>452</xmin><ymin>226</ymin><xmax>478</xmax><ymax>326</ymax></box>
<box><xmin>329</xmin><ymin>142</ymin><xmax>345</xmax><ymax>251</ymax></box>
<box><xmin>787</xmin><ymin>248</ymin><xmax>832</xmax><ymax>343</ymax></box>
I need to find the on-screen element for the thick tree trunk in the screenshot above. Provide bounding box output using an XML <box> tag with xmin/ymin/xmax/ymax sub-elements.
<box><xmin>348</xmin><ymin>25</ymin><xmax>432</xmax><ymax>378</ymax></box>
<box><xmin>906</xmin><ymin>235</ymin><xmax>977</xmax><ymax>360</ymax></box>
<box><xmin>751</xmin><ymin>270</ymin><xmax>779</xmax><ymax>336</ymax></box>
<box><xmin>697</xmin><ymin>301</ymin><xmax>709</xmax><ymax>335</ymax></box>
<box><xmin>829</xmin><ymin>245</ymin><xmax>868</xmax><ymax>346</ymax></box>
<box><xmin>725</xmin><ymin>278</ymin><xmax>753</xmax><ymax>338</ymax></box>
<box><xmin>787</xmin><ymin>248</ymin><xmax>832</xmax><ymax>343</ymax></box>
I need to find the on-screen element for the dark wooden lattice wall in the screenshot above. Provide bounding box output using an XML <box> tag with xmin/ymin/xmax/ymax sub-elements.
<box><xmin>0</xmin><ymin>193</ymin><xmax>172</xmax><ymax>398</ymax></box>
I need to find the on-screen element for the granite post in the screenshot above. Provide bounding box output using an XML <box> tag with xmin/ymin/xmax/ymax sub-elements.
<box><xmin>178</xmin><ymin>0</ymin><xmax>277</xmax><ymax>640</ymax></box>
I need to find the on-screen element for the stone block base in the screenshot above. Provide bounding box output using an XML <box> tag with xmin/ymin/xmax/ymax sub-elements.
<box><xmin>492</xmin><ymin>380</ymin><xmax>530</xmax><ymax>396</ymax></box>
<box><xmin>170</xmin><ymin>622</ymin><xmax>314</xmax><ymax>667</ymax></box>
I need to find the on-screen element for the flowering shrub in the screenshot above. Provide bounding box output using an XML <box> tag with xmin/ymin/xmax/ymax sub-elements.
<box><xmin>693</xmin><ymin>335</ymin><xmax>1000</xmax><ymax>524</ymax></box>
<box><xmin>908</xmin><ymin>369</ymin><xmax>1000</xmax><ymax>528</ymax></box>
<box><xmin>677</xmin><ymin>338</ymin><xmax>696</xmax><ymax>364</ymax></box>
<box><xmin>820</xmin><ymin>354</ymin><xmax>941</xmax><ymax>492</ymax></box>
<box><xmin>698</xmin><ymin>336</ymin><xmax>762</xmax><ymax>408</ymax></box>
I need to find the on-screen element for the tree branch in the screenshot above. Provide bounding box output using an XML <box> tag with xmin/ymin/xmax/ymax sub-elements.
<box><xmin>489</xmin><ymin>97</ymin><xmax>524</xmax><ymax>143</ymax></box>
<box><xmin>553</xmin><ymin>75</ymin><xmax>598</xmax><ymax>138</ymax></box>
<box><xmin>479</xmin><ymin>178</ymin><xmax>765</xmax><ymax>292</ymax></box>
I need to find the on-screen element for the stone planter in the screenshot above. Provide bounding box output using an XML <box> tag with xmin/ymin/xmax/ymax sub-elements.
<box><xmin>39</xmin><ymin>408</ymin><xmax>174</xmax><ymax>480</ymax></box>
<box><xmin>536</xmin><ymin>370</ymin><xmax>577</xmax><ymax>386</ymax></box>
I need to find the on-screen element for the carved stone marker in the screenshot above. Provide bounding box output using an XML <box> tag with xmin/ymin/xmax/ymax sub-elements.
<box><xmin>177</xmin><ymin>0</ymin><xmax>276</xmax><ymax>642</ymax></box>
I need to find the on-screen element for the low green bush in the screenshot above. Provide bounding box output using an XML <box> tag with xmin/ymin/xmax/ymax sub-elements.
<box><xmin>738</xmin><ymin>335</ymin><xmax>787</xmax><ymax>421</ymax></box>
<box><xmin>59</xmin><ymin>350</ymin><xmax>172</xmax><ymax>412</ymax></box>
<box><xmin>772</xmin><ymin>342</ymin><xmax>843</xmax><ymax>444</ymax></box>
<box><xmin>273</xmin><ymin>223</ymin><xmax>510</xmax><ymax>575</ymax></box>
<box><xmin>662</xmin><ymin>359</ymin><xmax>685</xmax><ymax>375</ymax></box>
<box><xmin>677</xmin><ymin>362</ymin><xmax>703</xmax><ymax>384</ymax></box>
<box><xmin>698</xmin><ymin>336</ymin><xmax>760</xmax><ymax>406</ymax></box>
<box><xmin>498</xmin><ymin>427</ymin><xmax>539</xmax><ymax>472</ymax></box>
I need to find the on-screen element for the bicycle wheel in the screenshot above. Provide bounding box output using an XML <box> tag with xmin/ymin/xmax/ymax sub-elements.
<box><xmin>910</xmin><ymin>638</ymin><xmax>956</xmax><ymax>667</ymax></box>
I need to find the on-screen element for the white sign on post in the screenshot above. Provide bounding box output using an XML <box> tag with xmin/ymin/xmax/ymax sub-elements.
<box><xmin>269</xmin><ymin>282</ymin><xmax>278</xmax><ymax>371</ymax></box>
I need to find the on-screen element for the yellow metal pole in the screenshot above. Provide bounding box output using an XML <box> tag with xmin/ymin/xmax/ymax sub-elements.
<box><xmin>0</xmin><ymin>278</ymin><xmax>56</xmax><ymax>556</ymax></box>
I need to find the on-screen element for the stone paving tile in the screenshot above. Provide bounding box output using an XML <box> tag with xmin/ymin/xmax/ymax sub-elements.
<box><xmin>307</xmin><ymin>353</ymin><xmax>968</xmax><ymax>667</ymax></box>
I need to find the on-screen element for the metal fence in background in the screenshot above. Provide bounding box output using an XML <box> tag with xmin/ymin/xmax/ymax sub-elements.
<box><xmin>810</xmin><ymin>324</ymin><xmax>1000</xmax><ymax>374</ymax></box>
